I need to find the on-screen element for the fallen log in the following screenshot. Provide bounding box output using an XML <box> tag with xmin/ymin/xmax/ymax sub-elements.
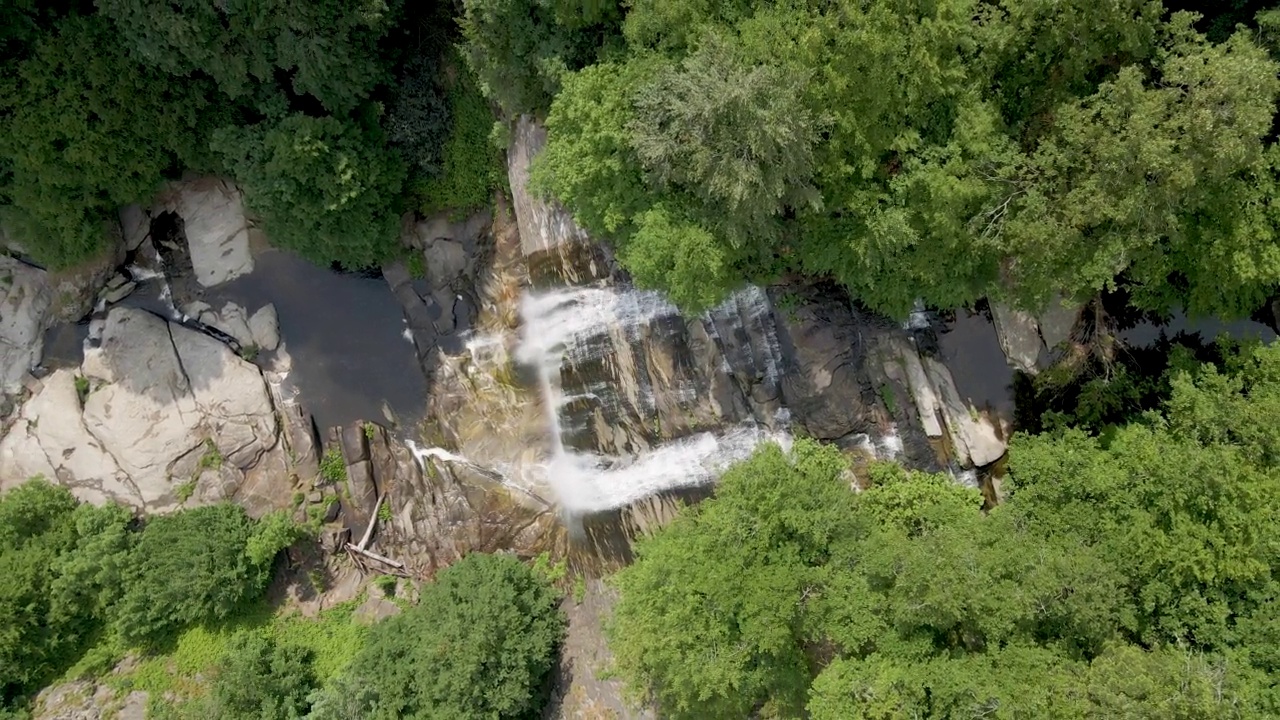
<box><xmin>345</xmin><ymin>542</ymin><xmax>405</xmax><ymax>571</ymax></box>
<box><xmin>357</xmin><ymin>494</ymin><xmax>382</xmax><ymax>551</ymax></box>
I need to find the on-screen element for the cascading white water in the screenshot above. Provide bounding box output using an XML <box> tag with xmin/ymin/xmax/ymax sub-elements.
<box><xmin>515</xmin><ymin>287</ymin><xmax>790</xmax><ymax>513</ymax></box>
<box><xmin>406</xmin><ymin>439</ymin><xmax>551</xmax><ymax>507</ymax></box>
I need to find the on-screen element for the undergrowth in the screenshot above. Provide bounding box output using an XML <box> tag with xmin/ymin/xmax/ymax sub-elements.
<box><xmin>92</xmin><ymin>596</ymin><xmax>367</xmax><ymax>709</ymax></box>
<box><xmin>412</xmin><ymin>52</ymin><xmax>504</xmax><ymax>218</ymax></box>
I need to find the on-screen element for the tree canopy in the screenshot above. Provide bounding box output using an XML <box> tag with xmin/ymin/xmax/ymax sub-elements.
<box><xmin>315</xmin><ymin>552</ymin><xmax>566</xmax><ymax>720</ymax></box>
<box><xmin>521</xmin><ymin>0</ymin><xmax>1280</xmax><ymax>318</ymax></box>
<box><xmin>0</xmin><ymin>483</ymin><xmax>299</xmax><ymax>710</ymax></box>
<box><xmin>607</xmin><ymin>341</ymin><xmax>1280</xmax><ymax>718</ymax></box>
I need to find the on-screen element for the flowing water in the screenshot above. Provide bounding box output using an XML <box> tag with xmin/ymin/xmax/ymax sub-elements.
<box><xmin>430</xmin><ymin>280</ymin><xmax>798</xmax><ymax>514</ymax></box>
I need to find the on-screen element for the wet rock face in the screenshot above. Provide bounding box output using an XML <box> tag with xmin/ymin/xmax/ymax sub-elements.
<box><xmin>0</xmin><ymin>306</ymin><xmax>302</xmax><ymax>515</ymax></box>
<box><xmin>322</xmin><ymin>423</ymin><xmax>558</xmax><ymax>578</ymax></box>
<box><xmin>140</xmin><ymin>178</ymin><xmax>254</xmax><ymax>288</ymax></box>
<box><xmin>0</xmin><ymin>256</ymin><xmax>53</xmax><ymax>395</ymax></box>
<box><xmin>771</xmin><ymin>283</ymin><xmax>875</xmax><ymax>440</ymax></box>
<box><xmin>989</xmin><ymin>296</ymin><xmax>1082</xmax><ymax>374</ymax></box>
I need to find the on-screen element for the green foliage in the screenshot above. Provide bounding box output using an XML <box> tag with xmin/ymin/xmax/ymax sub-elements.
<box><xmin>622</xmin><ymin>205</ymin><xmax>734</xmax><ymax>311</ymax></box>
<box><xmin>0</xmin><ymin>481</ymin><xmax>82</xmax><ymax>701</ymax></box>
<box><xmin>459</xmin><ymin>0</ymin><xmax>618</xmax><ymax>117</ymax></box>
<box><xmin>531</xmin><ymin>60</ymin><xmax>653</xmax><ymax>240</ymax></box>
<box><xmin>208</xmin><ymin>632</ymin><xmax>318</xmax><ymax>720</ymax></box>
<box><xmin>73</xmin><ymin>376</ymin><xmax>89</xmax><ymax>405</ymax></box>
<box><xmin>0</xmin><ymin>15</ymin><xmax>220</xmax><ymax>268</ymax></box>
<box><xmin>386</xmin><ymin>54</ymin><xmax>450</xmax><ymax>177</ymax></box>
<box><xmin>530</xmin><ymin>0</ymin><xmax>1280</xmax><ymax>320</ymax></box>
<box><xmin>212</xmin><ymin>114</ymin><xmax>406</xmax><ymax>271</ymax></box>
<box><xmin>412</xmin><ymin>62</ymin><xmax>504</xmax><ymax>217</ymax></box>
<box><xmin>95</xmin><ymin>0</ymin><xmax>397</xmax><ymax>114</ymax></box>
<box><xmin>326</xmin><ymin>552</ymin><xmax>566</xmax><ymax>719</ymax></box>
<box><xmin>244</xmin><ymin>511</ymin><xmax>304</xmax><ymax>570</ymax></box>
<box><xmin>609</xmin><ymin>346</ymin><xmax>1280</xmax><ymax>719</ymax></box>
<box><xmin>373</xmin><ymin>575</ymin><xmax>398</xmax><ymax>597</ymax></box>
<box><xmin>319</xmin><ymin>448</ymin><xmax>347</xmax><ymax>483</ymax></box>
<box><xmin>629</xmin><ymin>36</ymin><xmax>820</xmax><ymax>229</ymax></box>
<box><xmin>197</xmin><ymin>439</ymin><xmax>223</xmax><ymax>471</ymax></box>
<box><xmin>115</xmin><ymin>597</ymin><xmax>367</xmax><ymax>716</ymax></box>
<box><xmin>113</xmin><ymin>504</ymin><xmax>274</xmax><ymax>646</ymax></box>
<box><xmin>608</xmin><ymin>439</ymin><xmax>854</xmax><ymax>718</ymax></box>
<box><xmin>174</xmin><ymin>481</ymin><xmax>196</xmax><ymax>504</ymax></box>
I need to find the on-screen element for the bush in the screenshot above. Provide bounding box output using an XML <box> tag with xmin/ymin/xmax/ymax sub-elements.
<box><xmin>213</xmin><ymin>114</ymin><xmax>406</xmax><ymax>270</ymax></box>
<box><xmin>208</xmin><ymin>632</ymin><xmax>317</xmax><ymax>720</ymax></box>
<box><xmin>322</xmin><ymin>552</ymin><xmax>566</xmax><ymax>719</ymax></box>
<box><xmin>0</xmin><ymin>481</ymin><xmax>81</xmax><ymax>702</ymax></box>
<box><xmin>112</xmin><ymin>504</ymin><xmax>275</xmax><ymax>646</ymax></box>
<box><xmin>0</xmin><ymin>15</ymin><xmax>222</xmax><ymax>268</ymax></box>
<box><xmin>412</xmin><ymin>61</ymin><xmax>504</xmax><ymax>217</ymax></box>
<box><xmin>387</xmin><ymin>54</ymin><xmax>450</xmax><ymax>177</ymax></box>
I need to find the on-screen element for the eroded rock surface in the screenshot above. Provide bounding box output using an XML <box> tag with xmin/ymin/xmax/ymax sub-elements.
<box><xmin>317</xmin><ymin>423</ymin><xmax>559</xmax><ymax>578</ymax></box>
<box><xmin>154</xmin><ymin>178</ymin><xmax>254</xmax><ymax>287</ymax></box>
<box><xmin>990</xmin><ymin>302</ymin><xmax>1044</xmax><ymax>374</ymax></box>
<box><xmin>508</xmin><ymin>116</ymin><xmax>591</xmax><ymax>257</ymax></box>
<box><xmin>1</xmin><ymin>306</ymin><xmax>306</xmax><ymax>514</ymax></box>
<box><xmin>0</xmin><ymin>256</ymin><xmax>52</xmax><ymax>394</ymax></box>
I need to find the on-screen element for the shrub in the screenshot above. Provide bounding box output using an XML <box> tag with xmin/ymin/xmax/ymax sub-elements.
<box><xmin>319</xmin><ymin>448</ymin><xmax>346</xmax><ymax>483</ymax></box>
<box><xmin>412</xmin><ymin>61</ymin><xmax>504</xmax><ymax>217</ymax></box>
<box><xmin>208</xmin><ymin>632</ymin><xmax>317</xmax><ymax>720</ymax></box>
<box><xmin>112</xmin><ymin>504</ymin><xmax>271</xmax><ymax>646</ymax></box>
<box><xmin>213</xmin><ymin>114</ymin><xmax>406</xmax><ymax>270</ymax></box>
<box><xmin>322</xmin><ymin>552</ymin><xmax>566</xmax><ymax>718</ymax></box>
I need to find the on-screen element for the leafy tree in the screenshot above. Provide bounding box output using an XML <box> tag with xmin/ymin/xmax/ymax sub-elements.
<box><xmin>209</xmin><ymin>632</ymin><xmax>318</xmax><ymax>720</ymax></box>
<box><xmin>112</xmin><ymin>504</ymin><xmax>277</xmax><ymax>646</ymax></box>
<box><xmin>459</xmin><ymin>0</ymin><xmax>617</xmax><ymax>117</ymax></box>
<box><xmin>531</xmin><ymin>60</ymin><xmax>655</xmax><ymax>239</ymax></box>
<box><xmin>608</xmin><ymin>440</ymin><xmax>855</xmax><ymax>719</ymax></box>
<box><xmin>808</xmin><ymin>643</ymin><xmax>1271</xmax><ymax>719</ymax></box>
<box><xmin>620</xmin><ymin>204</ymin><xmax>736</xmax><ymax>311</ymax></box>
<box><xmin>629</xmin><ymin>36</ymin><xmax>821</xmax><ymax>229</ymax></box>
<box><xmin>411</xmin><ymin>61</ymin><xmax>506</xmax><ymax>216</ymax></box>
<box><xmin>1000</xmin><ymin>21</ymin><xmax>1280</xmax><ymax>313</ymax></box>
<box><xmin>330</xmin><ymin>552</ymin><xmax>565</xmax><ymax>719</ymax></box>
<box><xmin>47</xmin><ymin>502</ymin><xmax>134</xmax><ymax>629</ymax></box>
<box><xmin>0</xmin><ymin>15</ymin><xmax>221</xmax><ymax>267</ymax></box>
<box><xmin>0</xmin><ymin>481</ymin><xmax>80</xmax><ymax>702</ymax></box>
<box><xmin>213</xmin><ymin>114</ymin><xmax>406</xmax><ymax>270</ymax></box>
<box><xmin>386</xmin><ymin>54</ymin><xmax>450</xmax><ymax>177</ymax></box>
<box><xmin>95</xmin><ymin>0</ymin><xmax>398</xmax><ymax>114</ymax></box>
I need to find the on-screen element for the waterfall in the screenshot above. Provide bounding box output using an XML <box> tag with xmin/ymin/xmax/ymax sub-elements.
<box><xmin>515</xmin><ymin>287</ymin><xmax>790</xmax><ymax>513</ymax></box>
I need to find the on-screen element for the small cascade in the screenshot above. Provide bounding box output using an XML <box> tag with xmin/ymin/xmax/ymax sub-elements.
<box><xmin>877</xmin><ymin>426</ymin><xmax>904</xmax><ymax>459</ymax></box>
<box><xmin>406</xmin><ymin>440</ymin><xmax>552</xmax><ymax>507</ymax></box>
<box><xmin>543</xmin><ymin>426</ymin><xmax>790</xmax><ymax>512</ymax></box>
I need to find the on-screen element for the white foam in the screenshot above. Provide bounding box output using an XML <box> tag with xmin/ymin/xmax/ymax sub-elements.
<box><xmin>515</xmin><ymin>287</ymin><xmax>788</xmax><ymax>512</ymax></box>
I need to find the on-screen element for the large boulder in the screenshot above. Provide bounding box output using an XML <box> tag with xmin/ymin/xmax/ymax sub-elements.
<box><xmin>1038</xmin><ymin>295</ymin><xmax>1080</xmax><ymax>351</ymax></box>
<box><xmin>882</xmin><ymin>335</ymin><xmax>1007</xmax><ymax>468</ymax></box>
<box><xmin>158</xmin><ymin>178</ymin><xmax>254</xmax><ymax>287</ymax></box>
<box><xmin>2</xmin><ymin>307</ymin><xmax>283</xmax><ymax>511</ymax></box>
<box><xmin>0</xmin><ymin>256</ymin><xmax>52</xmax><ymax>394</ymax></box>
<box><xmin>990</xmin><ymin>303</ymin><xmax>1044</xmax><ymax>374</ymax></box>
<box><xmin>0</xmin><ymin>370</ymin><xmax>133</xmax><ymax>506</ymax></box>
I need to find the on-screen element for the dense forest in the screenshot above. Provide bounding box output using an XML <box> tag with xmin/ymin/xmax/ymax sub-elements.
<box><xmin>4</xmin><ymin>0</ymin><xmax>1280</xmax><ymax>323</ymax></box>
<box><xmin>610</xmin><ymin>340</ymin><xmax>1280</xmax><ymax>718</ymax></box>
<box><xmin>5</xmin><ymin>0</ymin><xmax>1280</xmax><ymax>718</ymax></box>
